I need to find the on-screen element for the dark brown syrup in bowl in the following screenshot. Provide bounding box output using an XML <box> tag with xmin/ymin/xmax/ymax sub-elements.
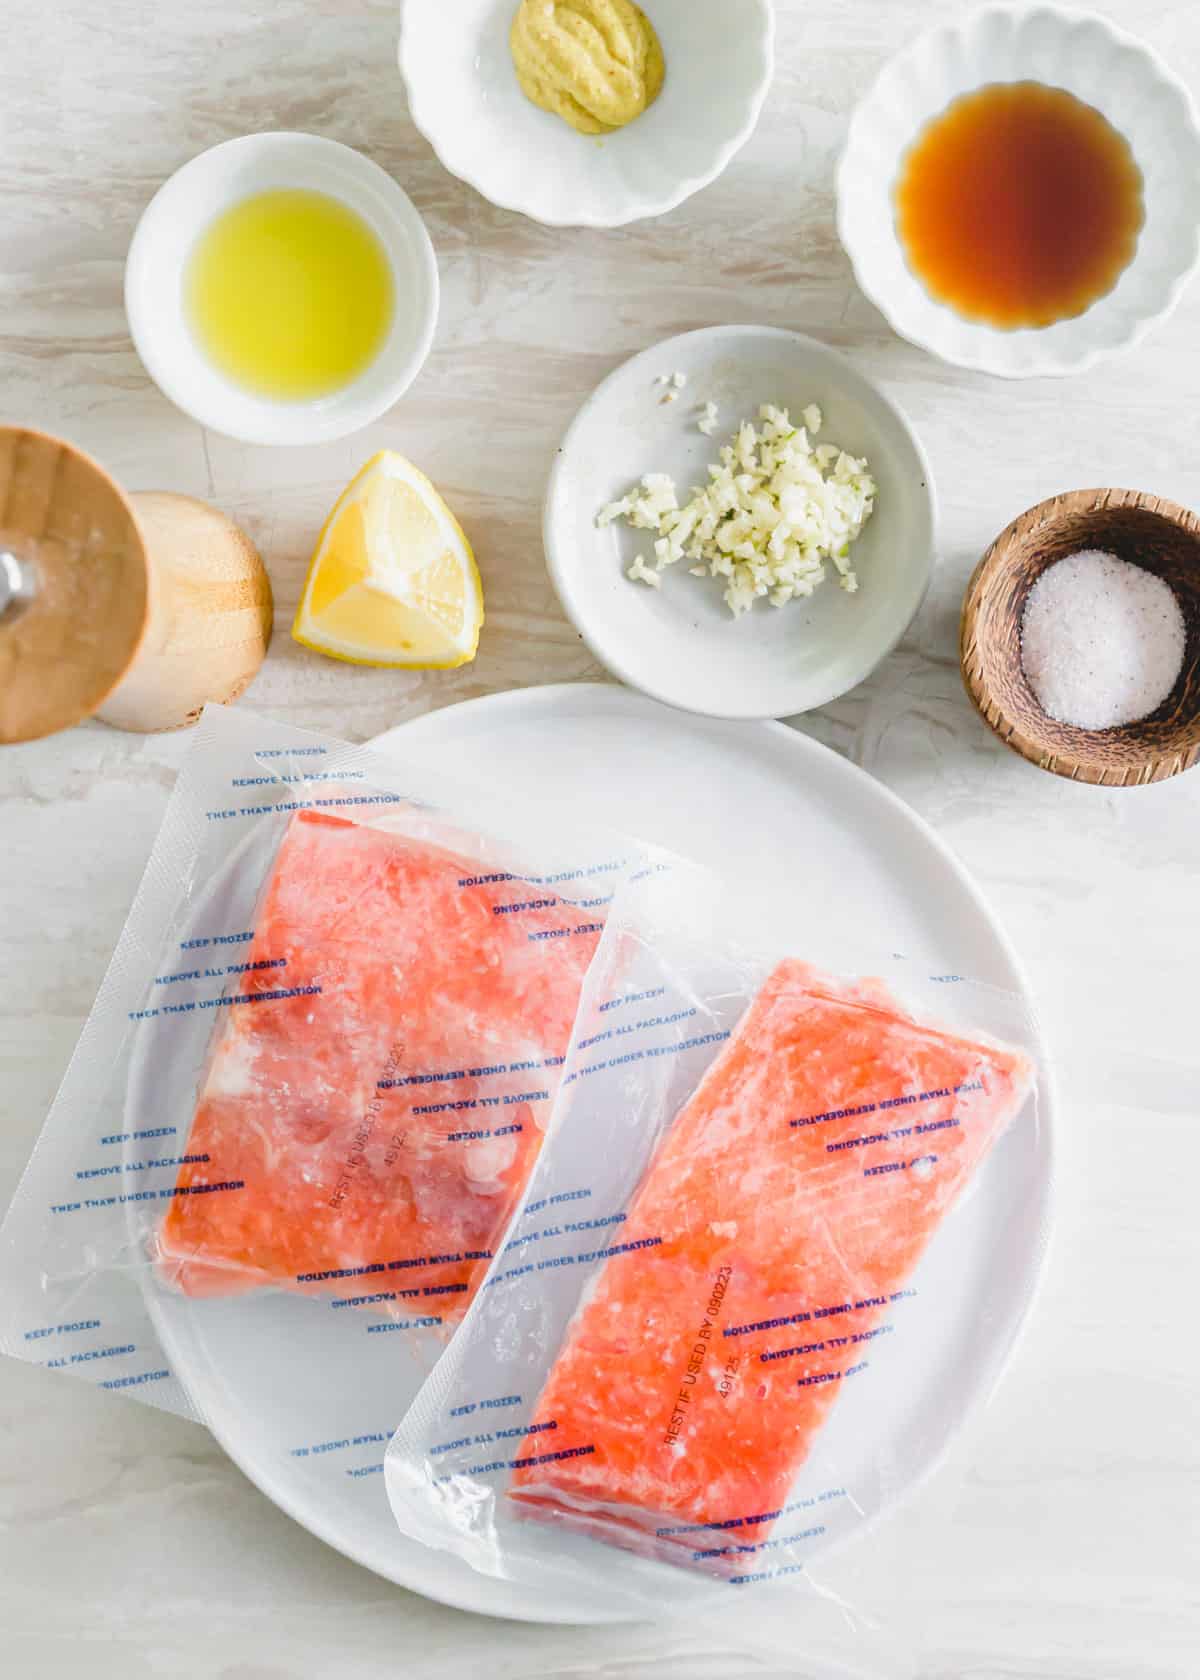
<box><xmin>894</xmin><ymin>81</ymin><xmax>1144</xmax><ymax>330</ymax></box>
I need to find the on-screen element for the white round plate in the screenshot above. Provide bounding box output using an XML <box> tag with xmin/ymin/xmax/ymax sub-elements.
<box><xmin>398</xmin><ymin>0</ymin><xmax>773</xmax><ymax>228</ymax></box>
<box><xmin>837</xmin><ymin>5</ymin><xmax>1200</xmax><ymax>378</ymax></box>
<box><xmin>132</xmin><ymin>684</ymin><xmax>1052</xmax><ymax>1624</ymax></box>
<box><xmin>125</xmin><ymin>132</ymin><xmax>439</xmax><ymax>445</ymax></box>
<box><xmin>544</xmin><ymin>327</ymin><xmax>936</xmax><ymax>720</ymax></box>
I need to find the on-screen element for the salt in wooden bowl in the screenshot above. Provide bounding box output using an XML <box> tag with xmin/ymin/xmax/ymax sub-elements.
<box><xmin>961</xmin><ymin>489</ymin><xmax>1200</xmax><ymax>786</ymax></box>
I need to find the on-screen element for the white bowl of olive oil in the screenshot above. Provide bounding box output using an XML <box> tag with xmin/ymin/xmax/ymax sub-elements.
<box><xmin>837</xmin><ymin>6</ymin><xmax>1200</xmax><ymax>378</ymax></box>
<box><xmin>125</xmin><ymin>133</ymin><xmax>439</xmax><ymax>445</ymax></box>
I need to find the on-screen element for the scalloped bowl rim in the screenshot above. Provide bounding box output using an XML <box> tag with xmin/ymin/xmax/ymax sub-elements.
<box><xmin>836</xmin><ymin>4</ymin><xmax>1200</xmax><ymax>378</ymax></box>
<box><xmin>397</xmin><ymin>0</ymin><xmax>776</xmax><ymax>228</ymax></box>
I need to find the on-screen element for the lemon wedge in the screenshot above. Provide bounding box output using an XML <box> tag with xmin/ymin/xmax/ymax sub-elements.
<box><xmin>292</xmin><ymin>452</ymin><xmax>483</xmax><ymax>668</ymax></box>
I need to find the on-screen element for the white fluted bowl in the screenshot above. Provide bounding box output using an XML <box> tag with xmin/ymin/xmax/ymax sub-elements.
<box><xmin>398</xmin><ymin>0</ymin><xmax>774</xmax><ymax>228</ymax></box>
<box><xmin>837</xmin><ymin>6</ymin><xmax>1200</xmax><ymax>378</ymax></box>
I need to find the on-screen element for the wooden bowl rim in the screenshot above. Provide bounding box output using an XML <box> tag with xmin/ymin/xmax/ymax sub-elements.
<box><xmin>960</xmin><ymin>487</ymin><xmax>1200</xmax><ymax>787</ymax></box>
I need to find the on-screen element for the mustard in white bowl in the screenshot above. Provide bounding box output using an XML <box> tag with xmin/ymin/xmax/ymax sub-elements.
<box><xmin>398</xmin><ymin>0</ymin><xmax>773</xmax><ymax>228</ymax></box>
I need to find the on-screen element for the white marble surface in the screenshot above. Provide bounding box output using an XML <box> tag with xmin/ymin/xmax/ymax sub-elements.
<box><xmin>2</xmin><ymin>0</ymin><xmax>1198</xmax><ymax>1674</ymax></box>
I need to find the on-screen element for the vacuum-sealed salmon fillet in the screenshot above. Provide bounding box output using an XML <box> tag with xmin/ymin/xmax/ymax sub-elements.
<box><xmin>386</xmin><ymin>864</ymin><xmax>1046</xmax><ymax>1608</ymax></box>
<box><xmin>0</xmin><ymin>704</ymin><xmax>644</xmax><ymax>1432</ymax></box>
<box><xmin>508</xmin><ymin>960</ymin><xmax>1034</xmax><ymax>1553</ymax></box>
<box><xmin>158</xmin><ymin>809</ymin><xmax>603</xmax><ymax>1317</ymax></box>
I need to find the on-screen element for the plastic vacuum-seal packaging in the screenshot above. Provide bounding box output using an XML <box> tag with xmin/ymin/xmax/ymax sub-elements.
<box><xmin>385</xmin><ymin>857</ymin><xmax>1050</xmax><ymax>1618</ymax></box>
<box><xmin>0</xmin><ymin>703</ymin><xmax>647</xmax><ymax>1422</ymax></box>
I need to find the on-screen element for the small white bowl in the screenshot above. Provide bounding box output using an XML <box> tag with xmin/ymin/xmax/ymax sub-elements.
<box><xmin>544</xmin><ymin>326</ymin><xmax>936</xmax><ymax>721</ymax></box>
<box><xmin>125</xmin><ymin>133</ymin><xmax>440</xmax><ymax>446</ymax></box>
<box><xmin>837</xmin><ymin>5</ymin><xmax>1200</xmax><ymax>379</ymax></box>
<box><xmin>397</xmin><ymin>0</ymin><xmax>774</xmax><ymax>228</ymax></box>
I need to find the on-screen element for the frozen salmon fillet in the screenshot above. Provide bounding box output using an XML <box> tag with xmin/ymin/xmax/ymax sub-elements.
<box><xmin>510</xmin><ymin>960</ymin><xmax>1035</xmax><ymax>1560</ymax></box>
<box><xmin>159</xmin><ymin>810</ymin><xmax>602</xmax><ymax>1318</ymax></box>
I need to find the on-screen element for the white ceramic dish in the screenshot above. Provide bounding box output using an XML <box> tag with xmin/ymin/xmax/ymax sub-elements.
<box><xmin>837</xmin><ymin>5</ymin><xmax>1200</xmax><ymax>379</ymax></box>
<box><xmin>397</xmin><ymin>0</ymin><xmax>774</xmax><ymax>227</ymax></box>
<box><xmin>127</xmin><ymin>683</ymin><xmax>1053</xmax><ymax>1624</ymax></box>
<box><xmin>544</xmin><ymin>326</ymin><xmax>935</xmax><ymax>720</ymax></box>
<box><xmin>125</xmin><ymin>132</ymin><xmax>439</xmax><ymax>445</ymax></box>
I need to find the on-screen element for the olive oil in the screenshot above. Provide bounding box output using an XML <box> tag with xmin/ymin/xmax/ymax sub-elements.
<box><xmin>185</xmin><ymin>188</ymin><xmax>394</xmax><ymax>400</ymax></box>
<box><xmin>895</xmin><ymin>83</ymin><xmax>1144</xmax><ymax>330</ymax></box>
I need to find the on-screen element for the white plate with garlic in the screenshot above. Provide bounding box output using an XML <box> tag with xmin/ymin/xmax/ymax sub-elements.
<box><xmin>544</xmin><ymin>325</ymin><xmax>936</xmax><ymax>719</ymax></box>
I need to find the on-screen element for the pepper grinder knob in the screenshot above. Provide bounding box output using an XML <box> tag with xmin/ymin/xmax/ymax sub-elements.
<box><xmin>0</xmin><ymin>547</ymin><xmax>36</xmax><ymax>624</ymax></box>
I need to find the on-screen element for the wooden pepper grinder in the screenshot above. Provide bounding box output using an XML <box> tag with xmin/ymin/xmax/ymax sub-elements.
<box><xmin>0</xmin><ymin>425</ymin><xmax>273</xmax><ymax>743</ymax></box>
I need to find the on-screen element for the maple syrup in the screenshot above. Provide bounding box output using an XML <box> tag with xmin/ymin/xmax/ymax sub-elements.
<box><xmin>894</xmin><ymin>82</ymin><xmax>1144</xmax><ymax>330</ymax></box>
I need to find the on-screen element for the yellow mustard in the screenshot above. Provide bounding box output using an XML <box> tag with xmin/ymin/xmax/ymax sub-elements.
<box><xmin>510</xmin><ymin>0</ymin><xmax>665</xmax><ymax>136</ymax></box>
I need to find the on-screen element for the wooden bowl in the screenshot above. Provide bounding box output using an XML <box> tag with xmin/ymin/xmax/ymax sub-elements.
<box><xmin>961</xmin><ymin>489</ymin><xmax>1200</xmax><ymax>787</ymax></box>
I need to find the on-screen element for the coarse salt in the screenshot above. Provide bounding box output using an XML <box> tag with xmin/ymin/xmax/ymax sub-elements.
<box><xmin>1019</xmin><ymin>549</ymin><xmax>1185</xmax><ymax>730</ymax></box>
